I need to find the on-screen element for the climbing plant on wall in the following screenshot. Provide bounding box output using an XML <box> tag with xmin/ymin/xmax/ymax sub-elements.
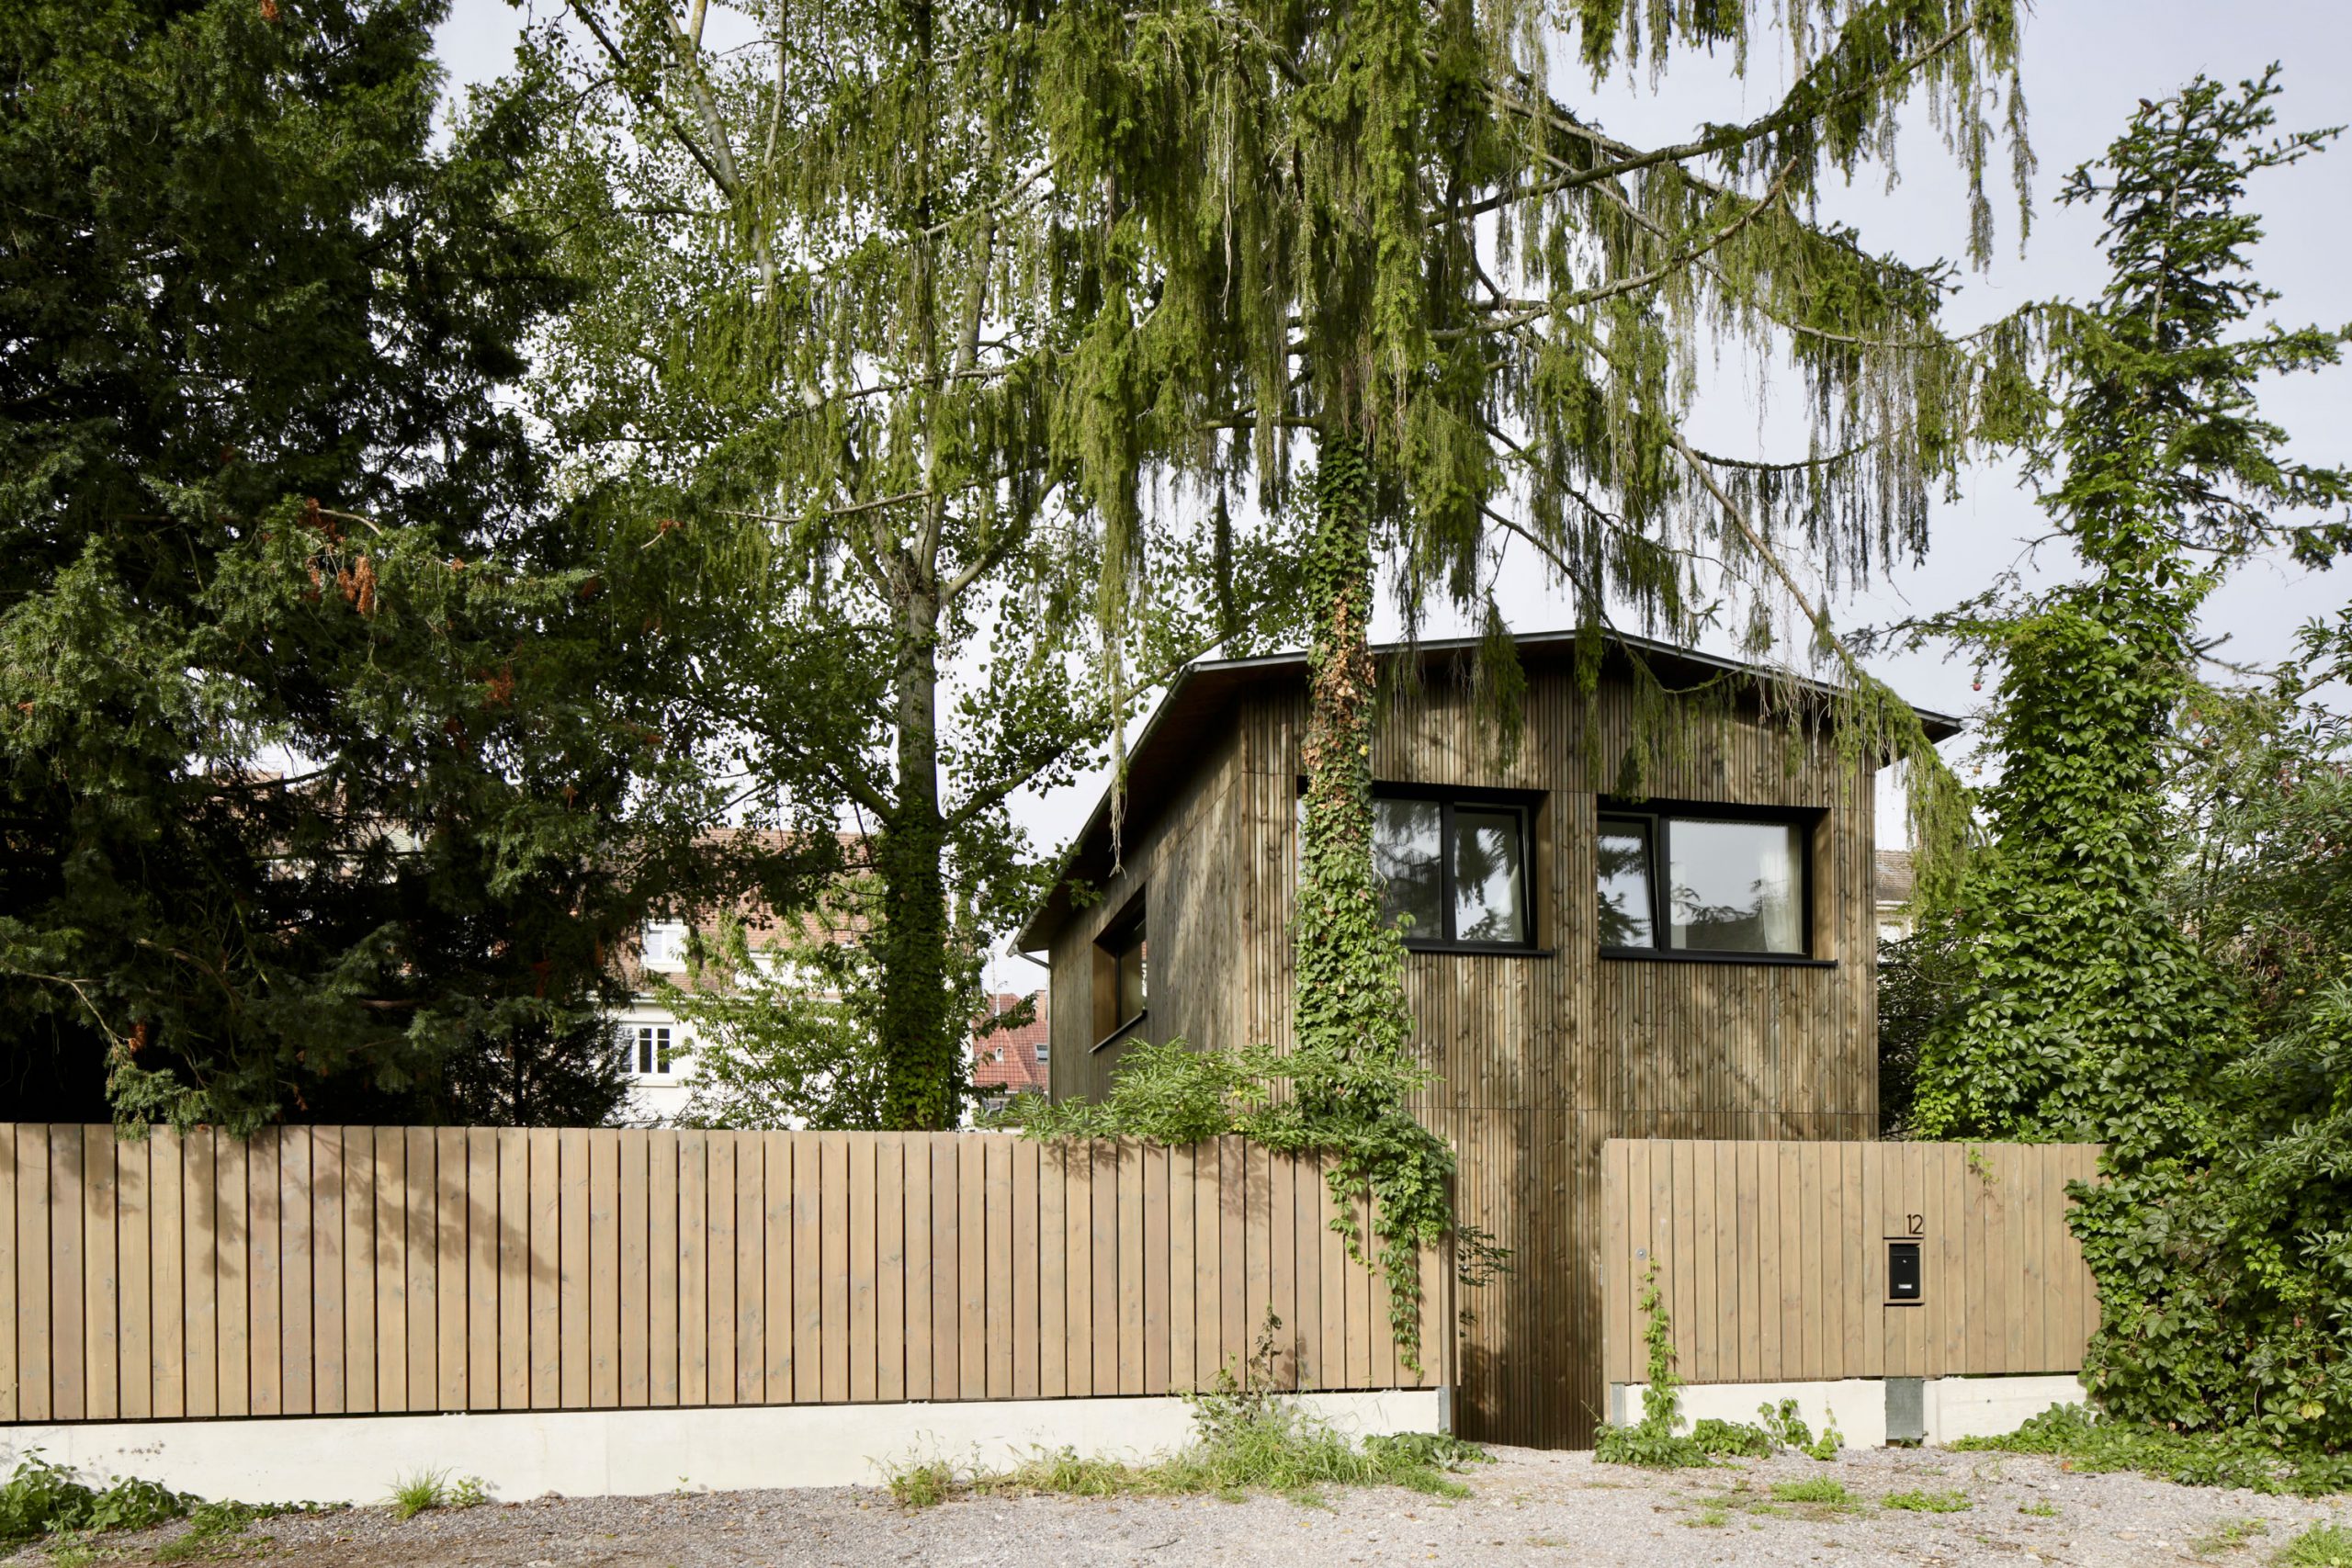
<box><xmin>1899</xmin><ymin>71</ymin><xmax>2352</xmax><ymax>1445</ymax></box>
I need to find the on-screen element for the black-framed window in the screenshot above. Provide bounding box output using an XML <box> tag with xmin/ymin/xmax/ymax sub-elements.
<box><xmin>1373</xmin><ymin>789</ymin><xmax>1535</xmax><ymax>950</ymax></box>
<box><xmin>1599</xmin><ymin>807</ymin><xmax>1812</xmax><ymax>957</ymax></box>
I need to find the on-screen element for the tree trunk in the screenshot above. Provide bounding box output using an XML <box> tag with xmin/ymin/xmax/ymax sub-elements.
<box><xmin>875</xmin><ymin>590</ymin><xmax>962</xmax><ymax>1130</ymax></box>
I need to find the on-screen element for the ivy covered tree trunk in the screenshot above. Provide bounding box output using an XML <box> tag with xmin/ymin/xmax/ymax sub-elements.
<box><xmin>875</xmin><ymin>604</ymin><xmax>964</xmax><ymax>1129</ymax></box>
<box><xmin>1293</xmin><ymin>438</ymin><xmax>1413</xmax><ymax>1095</ymax></box>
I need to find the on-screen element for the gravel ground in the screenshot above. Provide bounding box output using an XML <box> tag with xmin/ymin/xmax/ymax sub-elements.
<box><xmin>15</xmin><ymin>1445</ymin><xmax>2348</xmax><ymax>1567</ymax></box>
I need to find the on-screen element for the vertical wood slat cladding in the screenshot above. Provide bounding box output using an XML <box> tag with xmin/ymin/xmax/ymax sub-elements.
<box><xmin>1600</xmin><ymin>1140</ymin><xmax>2102</xmax><ymax>1385</ymax></box>
<box><xmin>0</xmin><ymin>1128</ymin><xmax>1447</xmax><ymax>1422</ymax></box>
<box><xmin>1046</xmin><ymin>662</ymin><xmax>1893</xmax><ymax>1448</ymax></box>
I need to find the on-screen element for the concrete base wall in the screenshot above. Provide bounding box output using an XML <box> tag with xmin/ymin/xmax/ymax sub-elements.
<box><xmin>0</xmin><ymin>1390</ymin><xmax>1443</xmax><ymax>1505</ymax></box>
<box><xmin>1614</xmin><ymin>1373</ymin><xmax>2086</xmax><ymax>1449</ymax></box>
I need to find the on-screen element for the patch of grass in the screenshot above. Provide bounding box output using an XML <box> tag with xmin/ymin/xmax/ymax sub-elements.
<box><xmin>884</xmin><ymin>1460</ymin><xmax>957</xmax><ymax>1510</ymax></box>
<box><xmin>1770</xmin><ymin>1477</ymin><xmax>1854</xmax><ymax>1506</ymax></box>
<box><xmin>2274</xmin><ymin>1523</ymin><xmax>2352</xmax><ymax>1567</ymax></box>
<box><xmin>1953</xmin><ymin>1404</ymin><xmax>2352</xmax><ymax>1497</ymax></box>
<box><xmin>2018</xmin><ymin>1499</ymin><xmax>2059</xmax><ymax>1518</ymax></box>
<box><xmin>389</xmin><ymin>1472</ymin><xmax>451</xmax><ymax>1520</ymax></box>
<box><xmin>1883</xmin><ymin>1488</ymin><xmax>1973</xmax><ymax>1513</ymax></box>
<box><xmin>1687</xmin><ymin>1504</ymin><xmax>1730</xmax><ymax>1528</ymax></box>
<box><xmin>2188</xmin><ymin>1517</ymin><xmax>2269</xmax><ymax>1558</ymax></box>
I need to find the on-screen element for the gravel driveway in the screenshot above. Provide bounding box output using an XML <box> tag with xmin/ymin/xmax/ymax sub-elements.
<box><xmin>16</xmin><ymin>1444</ymin><xmax>2348</xmax><ymax>1566</ymax></box>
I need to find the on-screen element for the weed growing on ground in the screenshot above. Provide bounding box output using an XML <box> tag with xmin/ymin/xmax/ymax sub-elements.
<box><xmin>2187</xmin><ymin>1517</ymin><xmax>2268</xmax><ymax>1557</ymax></box>
<box><xmin>447</xmin><ymin>1476</ymin><xmax>491</xmax><ymax>1509</ymax></box>
<box><xmin>1686</xmin><ymin>1503</ymin><xmax>1730</xmax><ymax>1528</ymax></box>
<box><xmin>2274</xmin><ymin>1524</ymin><xmax>2352</xmax><ymax>1567</ymax></box>
<box><xmin>884</xmin><ymin>1310</ymin><xmax>1490</xmax><ymax>1508</ymax></box>
<box><xmin>1883</xmin><ymin>1488</ymin><xmax>1973</xmax><ymax>1513</ymax></box>
<box><xmin>1953</xmin><ymin>1404</ymin><xmax>2352</xmax><ymax>1496</ymax></box>
<box><xmin>2018</xmin><ymin>1499</ymin><xmax>2059</xmax><ymax>1517</ymax></box>
<box><xmin>389</xmin><ymin>1472</ymin><xmax>452</xmax><ymax>1520</ymax></box>
<box><xmin>0</xmin><ymin>1454</ymin><xmax>192</xmax><ymax>1544</ymax></box>
<box><xmin>1770</xmin><ymin>1478</ymin><xmax>1854</xmax><ymax>1507</ymax></box>
<box><xmin>1593</xmin><ymin>1274</ymin><xmax>1841</xmax><ymax>1469</ymax></box>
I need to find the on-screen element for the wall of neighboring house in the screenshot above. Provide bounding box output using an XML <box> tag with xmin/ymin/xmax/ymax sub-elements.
<box><xmin>1046</xmin><ymin>660</ymin><xmax>1882</xmax><ymax>1448</ymax></box>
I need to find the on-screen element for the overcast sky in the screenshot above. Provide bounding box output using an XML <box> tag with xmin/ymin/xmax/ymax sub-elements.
<box><xmin>432</xmin><ymin>3</ymin><xmax>2352</xmax><ymax>940</ymax></box>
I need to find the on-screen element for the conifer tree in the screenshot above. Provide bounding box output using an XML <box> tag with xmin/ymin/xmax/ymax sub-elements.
<box><xmin>510</xmin><ymin>0</ymin><xmax>1298</xmax><ymax>1128</ymax></box>
<box><xmin>1036</xmin><ymin>2</ymin><xmax>2033</xmax><ymax>1102</ymax></box>
<box><xmin>0</xmin><ymin>0</ymin><xmax>733</xmax><ymax>1128</ymax></box>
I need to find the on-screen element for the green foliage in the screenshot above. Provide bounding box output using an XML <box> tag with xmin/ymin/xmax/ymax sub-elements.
<box><xmin>1770</xmin><ymin>1477</ymin><xmax>1855</xmax><ymax>1507</ymax></box>
<box><xmin>1899</xmin><ymin>72</ymin><xmax>2352</xmax><ymax>1449</ymax></box>
<box><xmin>388</xmin><ymin>1472</ymin><xmax>451</xmax><ymax>1520</ymax></box>
<box><xmin>1592</xmin><ymin>1268</ymin><xmax>1801</xmax><ymax>1468</ymax></box>
<box><xmin>660</xmin><ymin>912</ymin><xmax>890</xmax><ymax>1130</ymax></box>
<box><xmin>2277</xmin><ymin>1524</ymin><xmax>2352</xmax><ymax>1567</ymax></box>
<box><xmin>0</xmin><ymin>0</ymin><xmax>741</xmax><ymax>1130</ymax></box>
<box><xmin>0</xmin><ymin>1455</ymin><xmax>190</xmax><ymax>1543</ymax></box>
<box><xmin>1952</xmin><ymin>1404</ymin><xmax>2352</xmax><ymax>1496</ymax></box>
<box><xmin>1882</xmin><ymin>1488</ymin><xmax>1972</xmax><ymax>1513</ymax></box>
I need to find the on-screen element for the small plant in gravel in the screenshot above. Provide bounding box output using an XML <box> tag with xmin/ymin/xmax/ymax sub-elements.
<box><xmin>2275</xmin><ymin>1524</ymin><xmax>2352</xmax><ymax>1567</ymax></box>
<box><xmin>1883</xmin><ymin>1488</ymin><xmax>1973</xmax><ymax>1513</ymax></box>
<box><xmin>884</xmin><ymin>1311</ymin><xmax>1489</xmax><ymax>1508</ymax></box>
<box><xmin>2188</xmin><ymin>1517</ymin><xmax>2268</xmax><ymax>1557</ymax></box>
<box><xmin>2018</xmin><ymin>1499</ymin><xmax>2059</xmax><ymax>1518</ymax></box>
<box><xmin>1955</xmin><ymin>1404</ymin><xmax>2352</xmax><ymax>1497</ymax></box>
<box><xmin>390</xmin><ymin>1472</ymin><xmax>453</xmax><ymax>1520</ymax></box>
<box><xmin>1593</xmin><ymin>1270</ymin><xmax>1790</xmax><ymax>1469</ymax></box>
<box><xmin>1687</xmin><ymin>1503</ymin><xmax>1731</xmax><ymax>1529</ymax></box>
<box><xmin>1770</xmin><ymin>1478</ymin><xmax>1855</xmax><ymax>1507</ymax></box>
<box><xmin>447</xmin><ymin>1476</ymin><xmax>491</xmax><ymax>1510</ymax></box>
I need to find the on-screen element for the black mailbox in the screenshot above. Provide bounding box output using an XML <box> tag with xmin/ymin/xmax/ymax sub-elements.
<box><xmin>1888</xmin><ymin>1239</ymin><xmax>1923</xmax><ymax>1303</ymax></box>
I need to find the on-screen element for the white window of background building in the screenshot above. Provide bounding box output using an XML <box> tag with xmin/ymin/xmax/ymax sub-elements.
<box><xmin>622</xmin><ymin>1023</ymin><xmax>674</xmax><ymax>1076</ymax></box>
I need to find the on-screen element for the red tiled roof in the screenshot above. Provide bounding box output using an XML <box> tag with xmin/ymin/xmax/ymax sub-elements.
<box><xmin>971</xmin><ymin>991</ymin><xmax>1049</xmax><ymax>1096</ymax></box>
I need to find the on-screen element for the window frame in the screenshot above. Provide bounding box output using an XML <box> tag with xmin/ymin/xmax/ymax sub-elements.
<box><xmin>1091</xmin><ymin>893</ymin><xmax>1149</xmax><ymax>1050</ymax></box>
<box><xmin>621</xmin><ymin>1023</ymin><xmax>675</xmax><ymax>1077</ymax></box>
<box><xmin>1371</xmin><ymin>783</ymin><xmax>1544</xmax><ymax>954</ymax></box>
<box><xmin>1596</xmin><ymin>799</ymin><xmax>1826</xmax><ymax>965</ymax></box>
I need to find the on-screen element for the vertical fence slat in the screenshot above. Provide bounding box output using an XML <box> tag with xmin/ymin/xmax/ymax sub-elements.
<box><xmin>182</xmin><ymin>1129</ymin><xmax>218</xmax><ymax>1419</ymax></box>
<box><xmin>311</xmin><ymin>1129</ymin><xmax>343</xmax><ymax>1416</ymax></box>
<box><xmin>151</xmin><ymin>1127</ymin><xmax>185</xmax><ymax>1419</ymax></box>
<box><xmin>706</xmin><ymin>1133</ymin><xmax>735</xmax><ymax>1406</ymax></box>
<box><xmin>279</xmin><ymin>1128</ymin><xmax>312</xmax><ymax>1416</ymax></box>
<box><xmin>6</xmin><ymin>1128</ymin><xmax>37</xmax><ymax>1423</ymax></box>
<box><xmin>586</xmin><ymin>1129</ymin><xmax>617</xmax><ymax>1408</ymax></box>
<box><xmin>793</xmin><ymin>1134</ymin><xmax>822</xmax><ymax>1403</ymax></box>
<box><xmin>1063</xmin><ymin>1139</ymin><xmax>1091</xmax><ymax>1398</ymax></box>
<box><xmin>899</xmin><ymin>1134</ymin><xmax>930</xmax><ymax>1403</ymax></box>
<box><xmin>51</xmin><ymin>1125</ymin><xmax>85</xmax><ymax>1421</ymax></box>
<box><xmin>469</xmin><ymin>1128</ymin><xmax>500</xmax><ymax>1412</ymax></box>
<box><xmin>1166</xmin><ymin>1144</ymin><xmax>1194</xmax><ymax>1393</ymax></box>
<box><xmin>849</xmin><ymin>1134</ymin><xmax>877</xmax><ymax>1404</ymax></box>
<box><xmin>82</xmin><ymin>1126</ymin><xmax>119</xmax><ymax>1422</ymax></box>
<box><xmin>957</xmin><ymin>1137</ymin><xmax>986</xmax><ymax>1402</ymax></box>
<box><xmin>876</xmin><ymin>1134</ymin><xmax>905</xmax><ymax>1404</ymax></box>
<box><xmin>399</xmin><ymin>1127</ymin><xmax>434</xmax><ymax>1412</ymax></box>
<box><xmin>984</xmin><ymin>1137</ymin><xmax>1012</xmax><ymax>1401</ymax></box>
<box><xmin>1010</xmin><ymin>1138</ymin><xmax>1038</xmax><ymax>1401</ymax></box>
<box><xmin>243</xmin><ymin>1130</ymin><xmax>277</xmax><ymax>1418</ymax></box>
<box><xmin>214</xmin><ymin>1131</ymin><xmax>248</xmax><ymax>1418</ymax></box>
<box><xmin>435</xmin><ymin>1126</ymin><xmax>467</xmax><ymax>1411</ymax></box>
<box><xmin>736</xmin><ymin>1133</ymin><xmax>764</xmax><ymax>1406</ymax></box>
<box><xmin>930</xmin><ymin>1137</ymin><xmax>959</xmax><ymax>1401</ymax></box>
<box><xmin>527</xmin><ymin>1128</ymin><xmax>560</xmax><ymax>1409</ymax></box>
<box><xmin>0</xmin><ymin>1126</ymin><xmax>13</xmax><ymax>1423</ymax></box>
<box><xmin>563</xmin><ymin>1127</ymin><xmax>594</xmax><ymax>1409</ymax></box>
<box><xmin>1262</xmin><ymin>1148</ymin><xmax>1289</xmax><ymax>1391</ymax></box>
<box><xmin>1216</xmin><ymin>1137</ymin><xmax>1244</xmax><ymax>1388</ymax></box>
<box><xmin>498</xmin><ymin>1128</ymin><xmax>530</xmax><ymax>1410</ymax></box>
<box><xmin>1037</xmin><ymin>1142</ymin><xmax>1065</xmax><ymax>1400</ymax></box>
<box><xmin>340</xmin><ymin>1128</ymin><xmax>374</xmax><ymax>1416</ymax></box>
<box><xmin>648</xmin><ymin>1130</ymin><xmax>679</xmax><ymax>1407</ymax></box>
<box><xmin>823</xmin><ymin>1134</ymin><xmax>853</xmax><ymax>1404</ymax></box>
<box><xmin>117</xmin><ymin>1134</ymin><xmax>149</xmax><ymax>1420</ymax></box>
<box><xmin>372</xmin><ymin>1128</ymin><xmax>406</xmax><ymax>1414</ymax></box>
<box><xmin>621</xmin><ymin>1130</ymin><xmax>650</xmax><ymax>1408</ymax></box>
<box><xmin>1090</xmin><ymin>1141</ymin><xmax>1117</xmax><ymax>1397</ymax></box>
<box><xmin>762</xmin><ymin>1131</ymin><xmax>793</xmax><ymax>1404</ymax></box>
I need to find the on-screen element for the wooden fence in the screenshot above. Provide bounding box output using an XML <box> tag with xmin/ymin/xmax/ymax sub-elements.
<box><xmin>0</xmin><ymin>1125</ymin><xmax>1448</xmax><ymax>1425</ymax></box>
<box><xmin>1601</xmin><ymin>1140</ymin><xmax>2101</xmax><ymax>1387</ymax></box>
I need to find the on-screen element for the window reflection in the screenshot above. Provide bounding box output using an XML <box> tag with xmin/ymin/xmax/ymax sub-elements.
<box><xmin>1452</xmin><ymin>809</ymin><xmax>1527</xmax><ymax>943</ymax></box>
<box><xmin>1374</xmin><ymin>797</ymin><xmax>1443</xmax><ymax>939</ymax></box>
<box><xmin>1667</xmin><ymin>819</ymin><xmax>1804</xmax><ymax>953</ymax></box>
<box><xmin>1596</xmin><ymin>821</ymin><xmax>1655</xmax><ymax>947</ymax></box>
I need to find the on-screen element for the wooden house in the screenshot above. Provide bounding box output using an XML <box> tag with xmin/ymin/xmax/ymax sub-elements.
<box><xmin>1014</xmin><ymin>631</ymin><xmax>1961</xmax><ymax>1447</ymax></box>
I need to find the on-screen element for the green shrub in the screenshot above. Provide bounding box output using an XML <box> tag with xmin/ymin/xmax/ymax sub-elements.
<box><xmin>1883</xmin><ymin>1488</ymin><xmax>1972</xmax><ymax>1513</ymax></box>
<box><xmin>1770</xmin><ymin>1478</ymin><xmax>1853</xmax><ymax>1506</ymax></box>
<box><xmin>0</xmin><ymin>1454</ymin><xmax>192</xmax><ymax>1543</ymax></box>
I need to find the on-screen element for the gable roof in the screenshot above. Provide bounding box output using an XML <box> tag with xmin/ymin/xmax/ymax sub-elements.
<box><xmin>1014</xmin><ymin>628</ymin><xmax>1962</xmax><ymax>953</ymax></box>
